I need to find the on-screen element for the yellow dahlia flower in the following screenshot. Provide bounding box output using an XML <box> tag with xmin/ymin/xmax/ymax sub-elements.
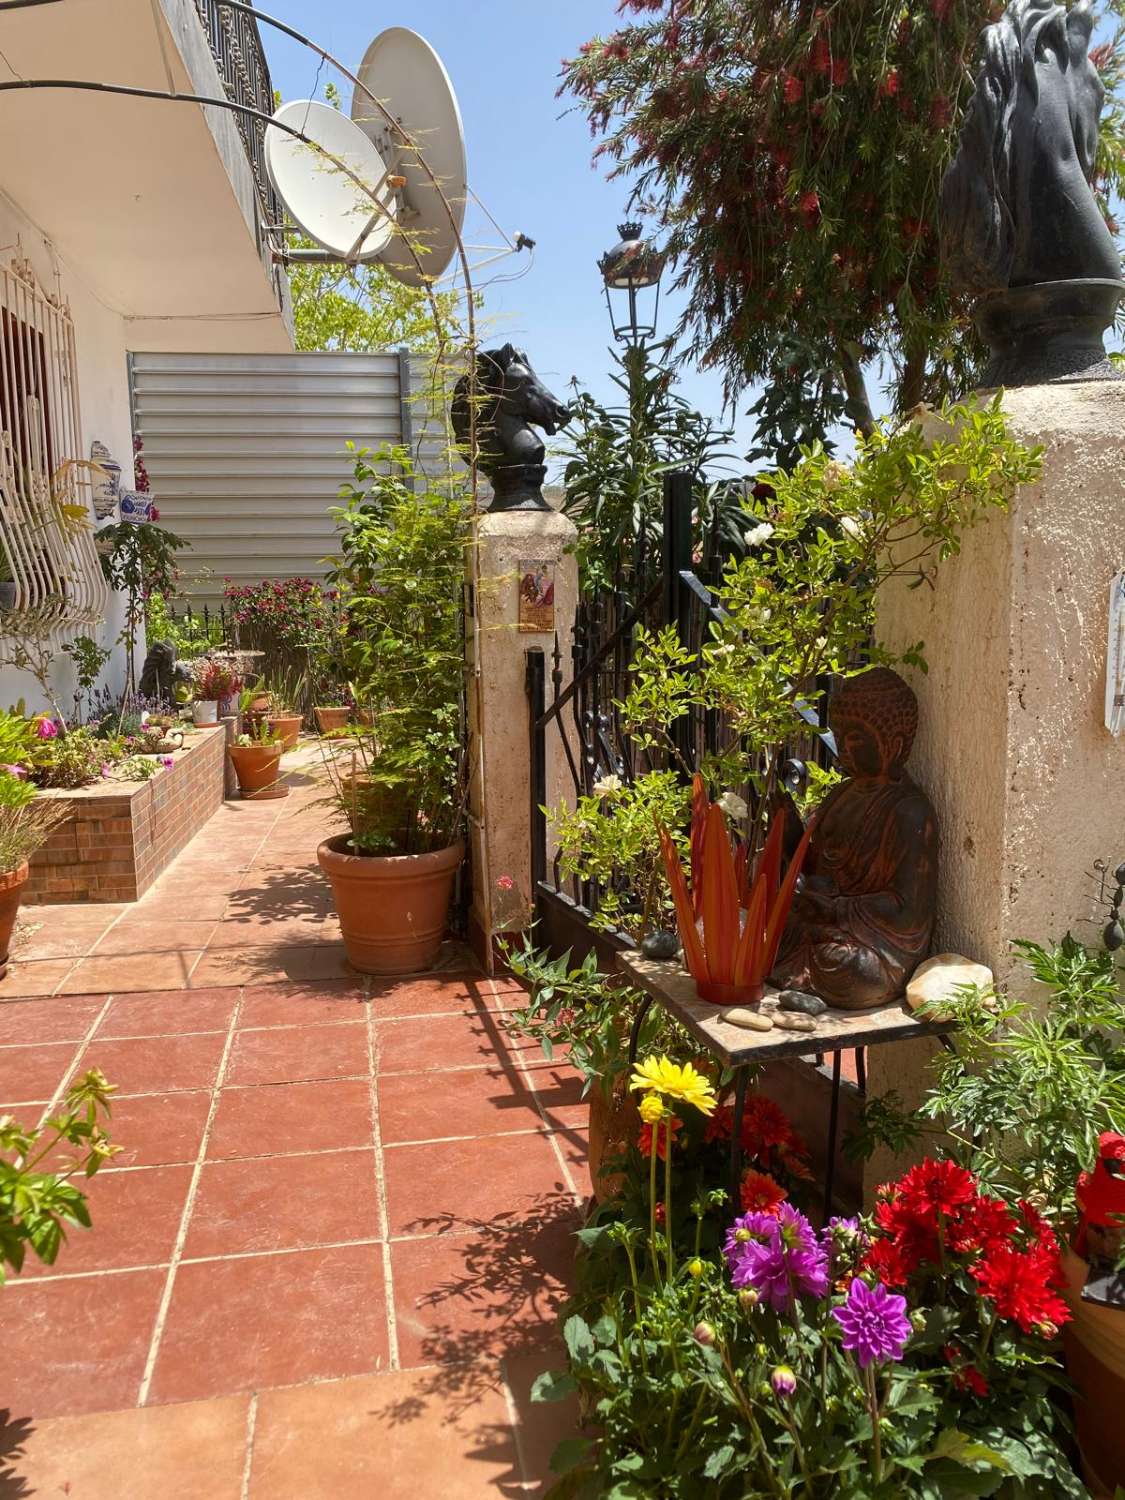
<box><xmin>629</xmin><ymin>1055</ymin><xmax>717</xmax><ymax>1116</ymax></box>
<box><xmin>637</xmin><ymin>1093</ymin><xmax>666</xmax><ymax>1125</ymax></box>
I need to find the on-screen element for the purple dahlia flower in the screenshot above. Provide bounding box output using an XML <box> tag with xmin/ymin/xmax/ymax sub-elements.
<box><xmin>723</xmin><ymin>1203</ymin><xmax>828</xmax><ymax>1311</ymax></box>
<box><xmin>832</xmin><ymin>1278</ymin><xmax>912</xmax><ymax>1368</ymax></box>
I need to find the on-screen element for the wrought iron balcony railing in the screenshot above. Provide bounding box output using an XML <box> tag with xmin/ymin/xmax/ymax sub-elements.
<box><xmin>192</xmin><ymin>0</ymin><xmax>283</xmax><ymax>236</ymax></box>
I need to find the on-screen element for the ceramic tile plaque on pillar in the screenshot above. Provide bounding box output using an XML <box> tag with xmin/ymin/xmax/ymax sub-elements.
<box><xmin>518</xmin><ymin>559</ymin><xmax>556</xmax><ymax>633</ymax></box>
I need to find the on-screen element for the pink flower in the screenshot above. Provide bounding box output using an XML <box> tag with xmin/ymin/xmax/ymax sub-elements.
<box><xmin>496</xmin><ymin>875</ymin><xmax>515</xmax><ymax>891</ymax></box>
<box><xmin>35</xmin><ymin>717</ymin><xmax>58</xmax><ymax>740</ymax></box>
<box><xmin>161</xmin><ymin>756</ymin><xmax>174</xmax><ymax>769</ymax></box>
<box><xmin>1</xmin><ymin>763</ymin><xmax>26</xmax><ymax>779</ymax></box>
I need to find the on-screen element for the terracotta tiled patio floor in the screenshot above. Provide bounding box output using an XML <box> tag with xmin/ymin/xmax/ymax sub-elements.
<box><xmin>0</xmin><ymin>749</ymin><xmax>584</xmax><ymax>1496</ymax></box>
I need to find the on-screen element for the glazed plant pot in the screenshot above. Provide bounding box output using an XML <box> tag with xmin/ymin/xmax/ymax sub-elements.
<box><xmin>268</xmin><ymin>713</ymin><xmax>302</xmax><ymax>752</ymax></box>
<box><xmin>588</xmin><ymin>1076</ymin><xmax>640</xmax><ymax>1205</ymax></box>
<box><xmin>315</xmin><ymin>706</ymin><xmax>350</xmax><ymax>736</ymax></box>
<box><xmin>696</xmin><ymin>978</ymin><xmax>766</xmax><ymax>1008</ymax></box>
<box><xmin>228</xmin><ymin>744</ymin><xmax>287</xmax><ymax>801</ymax></box>
<box><xmin>1061</xmin><ymin>1246</ymin><xmax>1125</xmax><ymax>1497</ymax></box>
<box><xmin>317</xmin><ymin>834</ymin><xmax>463</xmax><ymax>974</ymax></box>
<box><xmin>192</xmin><ymin>700</ymin><xmax>219</xmax><ymax>727</ymax></box>
<box><xmin>0</xmin><ymin>861</ymin><xmax>29</xmax><ymax>981</ymax></box>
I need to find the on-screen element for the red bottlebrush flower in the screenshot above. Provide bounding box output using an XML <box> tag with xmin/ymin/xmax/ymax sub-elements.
<box><xmin>740</xmin><ymin>1168</ymin><xmax>787</xmax><ymax>1215</ymax></box>
<box><xmin>654</xmin><ymin>1199</ymin><xmax>666</xmax><ymax>1226</ymax></box>
<box><xmin>637</xmin><ymin>1115</ymin><xmax>682</xmax><ymax>1161</ymax></box>
<box><xmin>811</xmin><ymin>35</ymin><xmax>831</xmax><ymax>74</ymax></box>
<box><xmin>971</xmin><ymin>1244</ymin><xmax>1072</xmax><ymax>1333</ymax></box>
<box><xmin>798</xmin><ymin>190</ymin><xmax>820</xmax><ymax>226</ymax></box>
<box><xmin>880</xmin><ymin>68</ymin><xmax>900</xmax><ymax>98</ymax></box>
<box><xmin>783</xmin><ymin>73</ymin><xmax>803</xmax><ymax>104</ymax></box>
<box><xmin>930</xmin><ymin>94</ymin><xmax>952</xmax><ymax>129</ymax></box>
<box><xmin>831</xmin><ymin>58</ymin><xmax>848</xmax><ymax>86</ymax></box>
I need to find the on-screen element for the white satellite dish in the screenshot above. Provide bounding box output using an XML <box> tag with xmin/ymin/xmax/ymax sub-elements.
<box><xmin>350</xmin><ymin>27</ymin><xmax>468</xmax><ymax>287</ymax></box>
<box><xmin>265</xmin><ymin>99</ymin><xmax>398</xmax><ymax>261</ymax></box>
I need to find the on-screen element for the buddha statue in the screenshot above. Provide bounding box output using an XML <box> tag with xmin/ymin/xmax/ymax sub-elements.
<box><xmin>770</xmin><ymin>667</ymin><xmax>938</xmax><ymax>1011</ymax></box>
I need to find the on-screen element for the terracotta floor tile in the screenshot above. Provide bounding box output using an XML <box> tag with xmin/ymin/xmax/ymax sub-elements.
<box><xmin>96</xmin><ymin>987</ymin><xmax>240</xmax><ymax>1039</ymax></box>
<box><xmin>183</xmin><ymin>1149</ymin><xmax>380</xmax><ymax>1259</ymax></box>
<box><xmin>0</xmin><ymin>958</ymin><xmax>76</xmax><ymax>998</ymax></box>
<box><xmin>188</xmin><ymin>943</ymin><xmax>352</xmax><ymax>989</ymax></box>
<box><xmin>0</xmin><ymin>1040</ymin><xmax>79</xmax><ymax>1102</ymax></box>
<box><xmin>225</xmin><ymin>1021</ymin><xmax>368</xmax><ymax>1087</ymax></box>
<box><xmin>207</xmin><ymin>913</ymin><xmax>340</xmax><ymax>949</ymax></box>
<box><xmin>0</xmin><ymin>994</ymin><xmax>105</xmax><ymax>1046</ymax></box>
<box><xmin>60</xmin><ymin>951</ymin><xmax>204</xmax><ymax>996</ymax></box>
<box><xmin>390</xmin><ymin>1209</ymin><xmax>576</xmax><ymax>1368</ymax></box>
<box><xmin>105</xmin><ymin>1090</ymin><xmax>213</xmax><ymax>1169</ymax></box>
<box><xmin>0</xmin><ymin>1394</ymin><xmax>250</xmax><ymax>1500</ymax></box>
<box><xmin>504</xmin><ymin>1343</ymin><xmax>582</xmax><ymax>1498</ymax></box>
<box><xmin>77</xmin><ymin>1031</ymin><xmax>228</xmax><ymax>1096</ymax></box>
<box><xmin>147</xmin><ymin>1243</ymin><xmax>388</xmax><ymax>1404</ymax></box>
<box><xmin>528</xmin><ymin>1069</ymin><xmax>589</xmax><ymax>1132</ymax></box>
<box><xmin>377</xmin><ymin>1065</ymin><xmax>539</xmax><ymax>1145</ymax></box>
<box><xmin>237</xmin><ymin>979</ymin><xmax>369</xmax><ymax>1029</ymax></box>
<box><xmin>11</xmin><ymin>908</ymin><xmax>122</xmax><ymax>961</ymax></box>
<box><xmin>383</xmin><ymin>1131</ymin><xmax>569</xmax><ymax>1240</ymax></box>
<box><xmin>207</xmin><ymin>1078</ymin><xmax>373</xmax><ymax>1160</ymax></box>
<box><xmin>247</xmin><ymin>1368</ymin><xmax>523</xmax><ymax>1499</ymax></box>
<box><xmin>92</xmin><ymin>919</ymin><xmax>219</xmax><ymax>956</ymax></box>
<box><xmin>136</xmin><ymin>893</ymin><xmax>236</xmax><ymax>921</ymax></box>
<box><xmin>369</xmin><ymin>973</ymin><xmax>500</xmax><ymax>1020</ymax></box>
<box><xmin>377</xmin><ymin>1011</ymin><xmax>519</xmax><ymax>1076</ymax></box>
<box><xmin>0</xmin><ymin>1268</ymin><xmax>165</xmax><ymax>1418</ymax></box>
<box><xmin>20</xmin><ymin>1165</ymin><xmax>191</xmax><ymax>1278</ymax></box>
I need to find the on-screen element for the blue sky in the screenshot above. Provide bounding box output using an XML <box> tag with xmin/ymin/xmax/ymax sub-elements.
<box><xmin>258</xmin><ymin>0</ymin><xmax>757</xmax><ymax>467</ymax></box>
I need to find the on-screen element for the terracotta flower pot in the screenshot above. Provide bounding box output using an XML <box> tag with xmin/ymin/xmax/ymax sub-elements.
<box><xmin>228</xmin><ymin>744</ymin><xmax>286</xmax><ymax>801</ymax></box>
<box><xmin>317</xmin><ymin>834</ymin><xmax>462</xmax><ymax>974</ymax></box>
<box><xmin>315</xmin><ymin>706</ymin><xmax>350</xmax><ymax>736</ymax></box>
<box><xmin>268</xmin><ymin>713</ymin><xmax>302</xmax><ymax>752</ymax></box>
<box><xmin>0</xmin><ymin>862</ymin><xmax>29</xmax><ymax>981</ymax></box>
<box><xmin>696</xmin><ymin>978</ymin><xmax>765</xmax><ymax>1008</ymax></box>
<box><xmin>1061</xmin><ymin>1246</ymin><xmax>1125</xmax><ymax>1497</ymax></box>
<box><xmin>588</xmin><ymin>1078</ymin><xmax>641</xmax><ymax>1205</ymax></box>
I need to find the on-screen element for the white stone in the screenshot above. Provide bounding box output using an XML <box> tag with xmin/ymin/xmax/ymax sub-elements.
<box><xmin>905</xmin><ymin>953</ymin><xmax>994</xmax><ymax>1021</ymax></box>
<box><xmin>721</xmin><ymin>1006</ymin><xmax>774</xmax><ymax>1032</ymax></box>
<box><xmin>773</xmin><ymin>1011</ymin><xmax>817</xmax><ymax>1033</ymax></box>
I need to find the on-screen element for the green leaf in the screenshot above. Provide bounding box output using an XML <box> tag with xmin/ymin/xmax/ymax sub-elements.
<box><xmin>549</xmin><ymin>1437</ymin><xmax>594</xmax><ymax>1476</ymax></box>
<box><xmin>531</xmin><ymin>1370</ymin><xmax>578</xmax><ymax>1404</ymax></box>
<box><xmin>563</xmin><ymin>1314</ymin><xmax>596</xmax><ymax>1364</ymax></box>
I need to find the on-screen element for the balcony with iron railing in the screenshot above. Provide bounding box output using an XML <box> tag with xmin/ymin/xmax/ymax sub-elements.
<box><xmin>191</xmin><ymin>0</ymin><xmax>283</xmax><ymax>234</ymax></box>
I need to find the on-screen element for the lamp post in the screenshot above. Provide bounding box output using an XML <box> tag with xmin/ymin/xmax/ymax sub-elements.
<box><xmin>598</xmin><ymin>222</ymin><xmax>669</xmax><ymax>576</ymax></box>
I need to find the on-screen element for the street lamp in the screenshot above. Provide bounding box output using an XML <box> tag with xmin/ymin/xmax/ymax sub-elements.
<box><xmin>598</xmin><ymin>221</ymin><xmax>667</xmax><ymax>346</ymax></box>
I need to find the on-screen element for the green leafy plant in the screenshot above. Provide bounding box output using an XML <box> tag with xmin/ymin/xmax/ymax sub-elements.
<box><xmin>98</xmin><ymin>520</ymin><xmax>189</xmax><ymax>689</ymax></box>
<box><xmin>0</xmin><ymin>773</ymin><xmax>71</xmax><ymax>872</ymax></box>
<box><xmin>0</xmin><ymin>1070</ymin><xmax>117</xmax><ymax>1281</ymax></box>
<box><xmin>0</xmin><ymin>709</ymin><xmax>40</xmax><ymax>774</ymax></box>
<box><xmin>853</xmin><ymin>936</ymin><xmax>1125</xmax><ymax>1232</ymax></box>
<box><xmin>320</xmin><ymin>444</ymin><xmax>469</xmax><ymax>856</ymax></box>
<box><xmin>26</xmin><ymin>725</ymin><xmax>111</xmax><ymax>790</ymax></box>
<box><xmin>62</xmin><ymin>635</ymin><xmax>111</xmax><ymax>725</ymax></box>
<box><xmin>145</xmin><ymin>590</ymin><xmax>223</xmax><ymax>659</ymax></box>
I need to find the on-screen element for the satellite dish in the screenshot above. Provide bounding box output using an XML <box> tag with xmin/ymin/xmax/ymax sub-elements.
<box><xmin>265</xmin><ymin>99</ymin><xmax>397</xmax><ymax>261</ymax></box>
<box><xmin>350</xmin><ymin>27</ymin><xmax>468</xmax><ymax>287</ymax></box>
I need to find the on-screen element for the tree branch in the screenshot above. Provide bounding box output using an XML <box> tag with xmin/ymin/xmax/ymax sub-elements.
<box><xmin>837</xmin><ymin>342</ymin><xmax>876</xmax><ymax>439</ymax></box>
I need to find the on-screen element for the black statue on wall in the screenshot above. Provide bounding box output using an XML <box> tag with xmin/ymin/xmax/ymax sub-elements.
<box><xmin>941</xmin><ymin>0</ymin><xmax>1124</xmax><ymax>384</ymax></box>
<box><xmin>138</xmin><ymin>640</ymin><xmax>191</xmax><ymax>707</ymax></box>
<box><xmin>451</xmin><ymin>344</ymin><xmax>571</xmax><ymax>512</ymax></box>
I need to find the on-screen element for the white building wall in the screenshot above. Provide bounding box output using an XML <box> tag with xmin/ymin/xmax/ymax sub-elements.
<box><xmin>0</xmin><ymin>192</ymin><xmax>134</xmax><ymax>716</ymax></box>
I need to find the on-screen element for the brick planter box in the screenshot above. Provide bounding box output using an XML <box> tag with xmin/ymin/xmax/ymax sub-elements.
<box><xmin>25</xmin><ymin>726</ymin><xmax>226</xmax><ymax>905</ymax></box>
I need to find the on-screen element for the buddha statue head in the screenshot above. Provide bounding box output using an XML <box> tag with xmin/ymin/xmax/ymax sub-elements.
<box><xmin>828</xmin><ymin>667</ymin><xmax>919</xmax><ymax>782</ymax></box>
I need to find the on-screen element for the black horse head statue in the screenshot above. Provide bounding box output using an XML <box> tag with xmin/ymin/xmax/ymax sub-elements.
<box><xmin>451</xmin><ymin>344</ymin><xmax>571</xmax><ymax>512</ymax></box>
<box><xmin>941</xmin><ymin>0</ymin><xmax>1124</xmax><ymax>384</ymax></box>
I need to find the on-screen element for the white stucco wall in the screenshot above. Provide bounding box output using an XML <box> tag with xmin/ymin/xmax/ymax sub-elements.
<box><xmin>0</xmin><ymin>190</ymin><xmax>133</xmax><ymax>716</ymax></box>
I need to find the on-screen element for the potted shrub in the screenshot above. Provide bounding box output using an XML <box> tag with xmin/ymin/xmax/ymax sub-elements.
<box><xmin>228</xmin><ymin>721</ymin><xmax>287</xmax><ymax>801</ymax></box>
<box><xmin>265</xmin><ymin>668</ymin><xmax>305</xmax><ymax>752</ymax></box>
<box><xmin>317</xmin><ymin>446</ymin><xmax>468</xmax><ymax>974</ymax></box>
<box><xmin>0</xmin><ymin>766</ymin><xmax>70</xmax><ymax>980</ymax></box>
<box><xmin>191</xmin><ymin>659</ymin><xmax>239</xmax><ymax>726</ymax></box>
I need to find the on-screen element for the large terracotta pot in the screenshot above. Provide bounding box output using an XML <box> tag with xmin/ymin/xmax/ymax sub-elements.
<box><xmin>1061</xmin><ymin>1246</ymin><xmax>1125</xmax><ymax>1498</ymax></box>
<box><xmin>228</xmin><ymin>744</ymin><xmax>287</xmax><ymax>801</ymax></box>
<box><xmin>315</xmin><ymin>706</ymin><xmax>350</xmax><ymax>736</ymax></box>
<box><xmin>317</xmin><ymin>834</ymin><xmax>463</xmax><ymax>974</ymax></box>
<box><xmin>0</xmin><ymin>862</ymin><xmax>29</xmax><ymax>981</ymax></box>
<box><xmin>268</xmin><ymin>713</ymin><xmax>302</xmax><ymax>752</ymax></box>
<box><xmin>588</xmin><ymin>1078</ymin><xmax>641</xmax><ymax>1204</ymax></box>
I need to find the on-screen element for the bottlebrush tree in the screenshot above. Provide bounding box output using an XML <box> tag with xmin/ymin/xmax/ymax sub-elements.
<box><xmin>562</xmin><ymin>0</ymin><xmax>1125</xmax><ymax>463</ymax></box>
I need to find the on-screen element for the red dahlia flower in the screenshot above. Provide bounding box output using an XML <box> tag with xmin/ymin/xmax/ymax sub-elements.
<box><xmin>971</xmin><ymin>1244</ymin><xmax>1072</xmax><ymax>1333</ymax></box>
<box><xmin>740</xmin><ymin>1168</ymin><xmax>787</xmax><ymax>1216</ymax></box>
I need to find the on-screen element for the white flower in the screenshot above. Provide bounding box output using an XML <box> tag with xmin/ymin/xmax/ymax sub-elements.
<box><xmin>592</xmin><ymin>773</ymin><xmax>623</xmax><ymax>798</ymax></box>
<box><xmin>821</xmin><ymin>460</ymin><xmax>850</xmax><ymax>490</ymax></box>
<box><xmin>839</xmin><ymin>515</ymin><xmax>862</xmax><ymax>539</ymax></box>
<box><xmin>717</xmin><ymin>791</ymin><xmax>748</xmax><ymax>820</ymax></box>
<box><xmin>743</xmin><ymin>522</ymin><xmax>775</xmax><ymax>549</ymax></box>
<box><xmin>710</xmin><ymin>642</ymin><xmax>735</xmax><ymax>658</ymax></box>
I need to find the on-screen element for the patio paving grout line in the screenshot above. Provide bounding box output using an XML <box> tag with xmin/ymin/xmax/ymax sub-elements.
<box><xmin>47</xmin><ymin>954</ymin><xmax>81</xmax><ymax>998</ymax></box>
<box><xmin>366</xmin><ymin>995</ymin><xmax>400</xmax><ymax>1372</ymax></box>
<box><xmin>489</xmin><ymin>976</ymin><xmax>586</xmax><ymax>1209</ymax></box>
<box><xmin>499</xmin><ymin>1353</ymin><xmax>536</xmax><ymax>1495</ymax></box>
<box><xmin>240</xmin><ymin>1392</ymin><xmax>259</xmax><ymax>1500</ymax></box>
<box><xmin>136</xmin><ymin>986</ymin><xmax>244</xmax><ymax>1407</ymax></box>
<box><xmin>86</xmin><ymin>897</ymin><xmax>170</xmax><ymax>958</ymax></box>
<box><xmin>32</xmin><ymin>996</ymin><xmax>115</xmax><ymax>1127</ymax></box>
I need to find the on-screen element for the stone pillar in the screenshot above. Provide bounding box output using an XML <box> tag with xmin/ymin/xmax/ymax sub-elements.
<box><xmin>467</xmin><ymin>508</ymin><xmax>578</xmax><ymax>970</ymax></box>
<box><xmin>866</xmin><ymin>383</ymin><xmax>1125</xmax><ymax>1155</ymax></box>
